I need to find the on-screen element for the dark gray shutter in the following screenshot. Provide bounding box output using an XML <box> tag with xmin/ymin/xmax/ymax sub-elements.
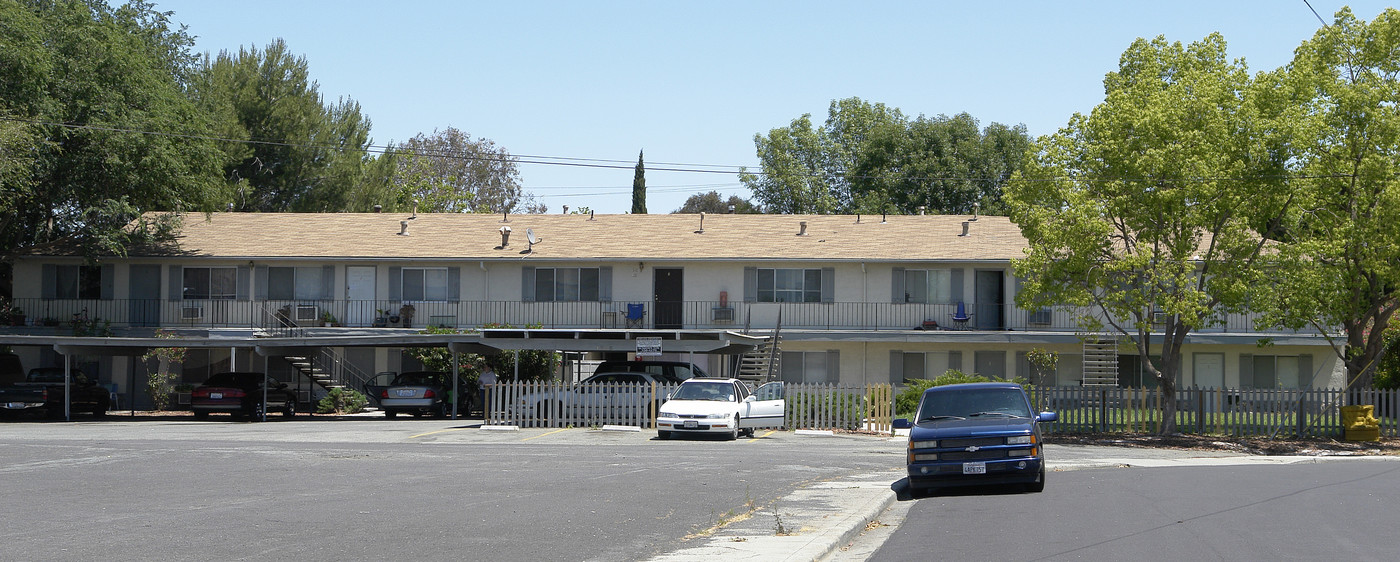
<box><xmin>100</xmin><ymin>264</ymin><xmax>115</xmax><ymax>300</ymax></box>
<box><xmin>891</xmin><ymin>267</ymin><xmax>905</xmax><ymax>303</ymax></box>
<box><xmin>949</xmin><ymin>350</ymin><xmax>963</xmax><ymax>372</ymax></box>
<box><xmin>321</xmin><ymin>265</ymin><xmax>335</xmax><ymax>300</ymax></box>
<box><xmin>167</xmin><ymin>266</ymin><xmax>182</xmax><ymax>301</ymax></box>
<box><xmin>950</xmin><ymin>268</ymin><xmax>964</xmax><ymax>304</ymax></box>
<box><xmin>447</xmin><ymin>267</ymin><xmax>460</xmax><ymax>302</ymax></box>
<box><xmin>388</xmin><ymin>267</ymin><xmax>402</xmax><ymax>301</ymax></box>
<box><xmin>599</xmin><ymin>266</ymin><xmax>613</xmax><ymax>302</ymax></box>
<box><xmin>1239</xmin><ymin>354</ymin><xmax>1253</xmax><ymax>389</ymax></box>
<box><xmin>890</xmin><ymin>351</ymin><xmax>904</xmax><ymax>384</ymax></box>
<box><xmin>1299</xmin><ymin>354</ymin><xmax>1312</xmax><ymax>389</ymax></box>
<box><xmin>254</xmin><ymin>266</ymin><xmax>268</xmax><ymax>300</ymax></box>
<box><xmin>521</xmin><ymin>267</ymin><xmax>535</xmax><ymax>302</ymax></box>
<box><xmin>236</xmin><ymin>266</ymin><xmax>251</xmax><ymax>301</ymax></box>
<box><xmin>41</xmin><ymin>264</ymin><xmax>56</xmax><ymax>300</ymax></box>
<box><xmin>827</xmin><ymin>350</ymin><xmax>840</xmax><ymax>381</ymax></box>
<box><xmin>744</xmin><ymin>267</ymin><xmax>757</xmax><ymax>302</ymax></box>
<box><xmin>821</xmin><ymin>268</ymin><xmax>835</xmax><ymax>303</ymax></box>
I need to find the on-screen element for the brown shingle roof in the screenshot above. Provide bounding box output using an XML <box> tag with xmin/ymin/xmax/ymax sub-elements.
<box><xmin>144</xmin><ymin>212</ymin><xmax>1028</xmax><ymax>262</ymax></box>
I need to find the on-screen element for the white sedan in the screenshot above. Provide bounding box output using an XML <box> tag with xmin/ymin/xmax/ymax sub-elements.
<box><xmin>656</xmin><ymin>378</ymin><xmax>785</xmax><ymax>440</ymax></box>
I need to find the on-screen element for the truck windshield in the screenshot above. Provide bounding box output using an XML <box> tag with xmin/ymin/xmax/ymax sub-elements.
<box><xmin>918</xmin><ymin>388</ymin><xmax>1031</xmax><ymax>421</ymax></box>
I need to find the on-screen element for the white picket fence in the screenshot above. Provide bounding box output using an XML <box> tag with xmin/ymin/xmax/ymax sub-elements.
<box><xmin>483</xmin><ymin>380</ymin><xmax>895</xmax><ymax>431</ymax></box>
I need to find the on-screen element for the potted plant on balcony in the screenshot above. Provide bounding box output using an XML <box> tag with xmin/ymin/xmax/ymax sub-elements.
<box><xmin>398</xmin><ymin>304</ymin><xmax>415</xmax><ymax>329</ymax></box>
<box><xmin>320</xmin><ymin>311</ymin><xmax>339</xmax><ymax>327</ymax></box>
<box><xmin>0</xmin><ymin>299</ymin><xmax>23</xmax><ymax>326</ymax></box>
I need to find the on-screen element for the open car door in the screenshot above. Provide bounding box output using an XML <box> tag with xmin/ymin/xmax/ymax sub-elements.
<box><xmin>741</xmin><ymin>381</ymin><xmax>785</xmax><ymax>429</ymax></box>
<box><xmin>361</xmin><ymin>372</ymin><xmax>397</xmax><ymax>406</ymax></box>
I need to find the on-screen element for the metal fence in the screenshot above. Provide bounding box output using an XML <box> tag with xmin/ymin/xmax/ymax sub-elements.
<box><xmin>1035</xmin><ymin>386</ymin><xmax>1400</xmax><ymax>439</ymax></box>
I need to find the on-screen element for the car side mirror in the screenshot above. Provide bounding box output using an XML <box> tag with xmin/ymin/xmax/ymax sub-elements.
<box><xmin>1036</xmin><ymin>412</ymin><xmax>1058</xmax><ymax>423</ymax></box>
<box><xmin>742</xmin><ymin>395</ymin><xmax>755</xmax><ymax>403</ymax></box>
<box><xmin>892</xmin><ymin>418</ymin><xmax>912</xmax><ymax>429</ymax></box>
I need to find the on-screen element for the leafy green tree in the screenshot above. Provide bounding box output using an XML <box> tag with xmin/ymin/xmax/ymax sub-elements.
<box><xmin>1252</xmin><ymin>8</ymin><xmax>1400</xmax><ymax>390</ymax></box>
<box><xmin>379</xmin><ymin>127</ymin><xmax>539</xmax><ymax>214</ymax></box>
<box><xmin>672</xmin><ymin>191</ymin><xmax>759</xmax><ymax>214</ymax></box>
<box><xmin>190</xmin><ymin>39</ymin><xmax>373</xmax><ymax>212</ymax></box>
<box><xmin>740</xmin><ymin>97</ymin><xmax>903</xmax><ymax>214</ymax></box>
<box><xmin>1006</xmin><ymin>34</ymin><xmax>1291</xmax><ymax>434</ymax></box>
<box><xmin>408</xmin><ymin>324</ymin><xmax>557</xmax><ymax>383</ymax></box>
<box><xmin>853</xmin><ymin>113</ymin><xmax>1030</xmax><ymax>215</ymax></box>
<box><xmin>631</xmin><ymin>150</ymin><xmax>646</xmax><ymax>214</ymax></box>
<box><xmin>0</xmin><ymin>0</ymin><xmax>226</xmax><ymax>273</ymax></box>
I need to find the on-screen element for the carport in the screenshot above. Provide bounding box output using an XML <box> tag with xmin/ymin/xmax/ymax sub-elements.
<box><xmin>0</xmin><ymin>328</ymin><xmax>763</xmax><ymax>421</ymax></box>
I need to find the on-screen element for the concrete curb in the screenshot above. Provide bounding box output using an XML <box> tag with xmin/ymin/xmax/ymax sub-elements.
<box><xmin>648</xmin><ymin>473</ymin><xmax>898</xmax><ymax>561</ymax></box>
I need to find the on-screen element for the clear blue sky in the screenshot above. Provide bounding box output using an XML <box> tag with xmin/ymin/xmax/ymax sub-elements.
<box><xmin>153</xmin><ymin>1</ymin><xmax>1393</xmax><ymax>214</ymax></box>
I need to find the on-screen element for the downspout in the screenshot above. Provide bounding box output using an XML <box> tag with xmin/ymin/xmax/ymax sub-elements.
<box><xmin>480</xmin><ymin>261</ymin><xmax>489</xmax><ymax>300</ymax></box>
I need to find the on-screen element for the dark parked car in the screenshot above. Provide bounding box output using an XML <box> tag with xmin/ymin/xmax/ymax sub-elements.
<box><xmin>190</xmin><ymin>372</ymin><xmax>298</xmax><ymax>420</ymax></box>
<box><xmin>894</xmin><ymin>382</ymin><xmax>1057</xmax><ymax>493</ymax></box>
<box><xmin>373</xmin><ymin>371</ymin><xmax>470</xmax><ymax>418</ymax></box>
<box><xmin>592</xmin><ymin>360</ymin><xmax>706</xmax><ymax>383</ymax></box>
<box><xmin>25</xmin><ymin>367</ymin><xmax>111</xmax><ymax>418</ymax></box>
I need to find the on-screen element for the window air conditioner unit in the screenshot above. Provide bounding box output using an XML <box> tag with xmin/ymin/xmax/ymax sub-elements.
<box><xmin>295</xmin><ymin>305</ymin><xmax>319</xmax><ymax>322</ymax></box>
<box><xmin>1028</xmin><ymin>309</ymin><xmax>1052</xmax><ymax>326</ymax></box>
<box><xmin>181</xmin><ymin>306</ymin><xmax>205</xmax><ymax>320</ymax></box>
<box><xmin>712</xmin><ymin>307</ymin><xmax>735</xmax><ymax>322</ymax></box>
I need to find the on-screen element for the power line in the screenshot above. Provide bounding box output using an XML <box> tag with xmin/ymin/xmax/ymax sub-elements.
<box><xmin>0</xmin><ymin>115</ymin><xmax>1364</xmax><ymax>186</ymax></box>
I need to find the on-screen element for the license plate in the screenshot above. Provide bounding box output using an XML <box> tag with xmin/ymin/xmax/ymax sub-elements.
<box><xmin>683</xmin><ymin>420</ymin><xmax>698</xmax><ymax>429</ymax></box>
<box><xmin>396</xmin><ymin>389</ymin><xmax>416</xmax><ymax>397</ymax></box>
<box><xmin>210</xmin><ymin>393</ymin><xmax>223</xmax><ymax>399</ymax></box>
<box><xmin>963</xmin><ymin>462</ymin><xmax>987</xmax><ymax>475</ymax></box>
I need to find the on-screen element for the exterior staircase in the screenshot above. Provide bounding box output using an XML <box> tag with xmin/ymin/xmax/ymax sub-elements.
<box><xmin>252</xmin><ymin>305</ymin><xmax>375</xmax><ymax>397</ymax></box>
<box><xmin>735</xmin><ymin>308</ymin><xmax>782</xmax><ymax>384</ymax></box>
<box><xmin>1080</xmin><ymin>334</ymin><xmax>1120</xmax><ymax>386</ymax></box>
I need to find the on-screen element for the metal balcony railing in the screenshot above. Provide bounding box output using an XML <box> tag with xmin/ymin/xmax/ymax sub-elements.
<box><xmin>0</xmin><ymin>297</ymin><xmax>1319</xmax><ymax>335</ymax></box>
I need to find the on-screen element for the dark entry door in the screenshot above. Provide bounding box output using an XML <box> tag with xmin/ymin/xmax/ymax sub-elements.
<box><xmin>974</xmin><ymin>270</ymin><xmax>1005</xmax><ymax>330</ymax></box>
<box><xmin>129</xmin><ymin>265</ymin><xmax>161</xmax><ymax>326</ymax></box>
<box><xmin>654</xmin><ymin>268</ymin><xmax>684</xmax><ymax>329</ymax></box>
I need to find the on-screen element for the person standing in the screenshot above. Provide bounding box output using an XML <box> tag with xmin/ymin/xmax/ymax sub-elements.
<box><xmin>478</xmin><ymin>363</ymin><xmax>498</xmax><ymax>419</ymax></box>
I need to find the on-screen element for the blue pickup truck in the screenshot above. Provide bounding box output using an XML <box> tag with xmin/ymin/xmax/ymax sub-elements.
<box><xmin>894</xmin><ymin>382</ymin><xmax>1058</xmax><ymax>494</ymax></box>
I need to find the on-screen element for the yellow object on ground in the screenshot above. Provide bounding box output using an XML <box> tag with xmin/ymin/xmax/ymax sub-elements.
<box><xmin>1341</xmin><ymin>405</ymin><xmax>1380</xmax><ymax>442</ymax></box>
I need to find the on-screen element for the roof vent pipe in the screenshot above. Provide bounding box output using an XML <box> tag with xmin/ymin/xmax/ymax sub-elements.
<box><xmin>502</xmin><ymin>210</ymin><xmax>509</xmax><ymax>222</ymax></box>
<box><xmin>373</xmin><ymin>204</ymin><xmax>382</xmax><ymax>213</ymax></box>
<box><xmin>918</xmin><ymin>206</ymin><xmax>927</xmax><ymax>215</ymax></box>
<box><xmin>589</xmin><ymin>210</ymin><xmax>595</xmax><ymax>221</ymax></box>
<box><xmin>960</xmin><ymin>221</ymin><xmax>970</xmax><ymax>237</ymax></box>
<box><xmin>562</xmin><ymin>205</ymin><xmax>569</xmax><ymax>214</ymax></box>
<box><xmin>499</xmin><ymin>225</ymin><xmax>511</xmax><ymax>247</ymax></box>
<box><xmin>971</xmin><ymin>202</ymin><xmax>980</xmax><ymax>221</ymax></box>
<box><xmin>399</xmin><ymin>220</ymin><xmax>409</xmax><ymax>236</ymax></box>
<box><xmin>881</xmin><ymin>213</ymin><xmax>887</xmax><ymax>224</ymax></box>
<box><xmin>798</xmin><ymin>221</ymin><xmax>808</xmax><ymax>236</ymax></box>
<box><xmin>411</xmin><ymin>201</ymin><xmax>418</xmax><ymax>219</ymax></box>
<box><xmin>698</xmin><ymin>212</ymin><xmax>705</xmax><ymax>233</ymax></box>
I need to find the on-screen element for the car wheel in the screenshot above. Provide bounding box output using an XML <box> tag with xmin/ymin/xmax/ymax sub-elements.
<box><xmin>193</xmin><ymin>411</ymin><xmax>209</xmax><ymax>420</ymax></box>
<box><xmin>536</xmin><ymin>401</ymin><xmax>554</xmax><ymax>424</ymax></box>
<box><xmin>385</xmin><ymin>410</ymin><xmax>397</xmax><ymax>419</ymax></box>
<box><xmin>1026</xmin><ymin>467</ymin><xmax>1046</xmax><ymax>493</ymax></box>
<box><xmin>250</xmin><ymin>401</ymin><xmax>265</xmax><ymax>421</ymax></box>
<box><xmin>436</xmin><ymin>401</ymin><xmax>452</xmax><ymax>419</ymax></box>
<box><xmin>658</xmin><ymin>430</ymin><xmax>672</xmax><ymax>440</ymax></box>
<box><xmin>742</xmin><ymin>428</ymin><xmax>755</xmax><ymax>438</ymax></box>
<box><xmin>728</xmin><ymin>415</ymin><xmax>740</xmax><ymax>441</ymax></box>
<box><xmin>283</xmin><ymin>399</ymin><xmax>297</xmax><ymax>418</ymax></box>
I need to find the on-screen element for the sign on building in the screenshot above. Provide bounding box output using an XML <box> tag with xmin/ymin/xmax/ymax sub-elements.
<box><xmin>636</xmin><ymin>337</ymin><xmax>662</xmax><ymax>357</ymax></box>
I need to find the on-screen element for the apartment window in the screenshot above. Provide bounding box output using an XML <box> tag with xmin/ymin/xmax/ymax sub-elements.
<box><xmin>758</xmin><ymin>268</ymin><xmax>822</xmax><ymax>303</ymax></box>
<box><xmin>1242</xmin><ymin>355</ymin><xmax>1309</xmax><ymax>390</ymax></box>
<box><xmin>402</xmin><ymin>268</ymin><xmax>448</xmax><ymax>301</ymax></box>
<box><xmin>54</xmin><ymin>265</ymin><xmax>102</xmax><ymax>299</ymax></box>
<box><xmin>781</xmin><ymin>350</ymin><xmax>839</xmax><ymax>384</ymax></box>
<box><xmin>901</xmin><ymin>269</ymin><xmax>953</xmax><ymax>304</ymax></box>
<box><xmin>534</xmin><ymin>267</ymin><xmax>600</xmax><ymax>302</ymax></box>
<box><xmin>183</xmin><ymin>267</ymin><xmax>238</xmax><ymax>300</ymax></box>
<box><xmin>890</xmin><ymin>351</ymin><xmax>962</xmax><ymax>384</ymax></box>
<box><xmin>267</xmin><ymin>267</ymin><xmax>325</xmax><ymax>300</ymax></box>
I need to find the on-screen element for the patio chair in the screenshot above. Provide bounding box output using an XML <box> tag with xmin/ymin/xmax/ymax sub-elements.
<box><xmin>625</xmin><ymin>303</ymin><xmax>645</xmax><ymax>328</ymax></box>
<box><xmin>950</xmin><ymin>301</ymin><xmax>972</xmax><ymax>330</ymax></box>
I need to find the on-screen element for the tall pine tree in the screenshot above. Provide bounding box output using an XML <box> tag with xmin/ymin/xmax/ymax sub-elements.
<box><xmin>631</xmin><ymin>150</ymin><xmax>647</xmax><ymax>214</ymax></box>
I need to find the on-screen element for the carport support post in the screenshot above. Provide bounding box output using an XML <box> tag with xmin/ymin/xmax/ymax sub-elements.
<box><xmin>64</xmin><ymin>354</ymin><xmax>71</xmax><ymax>420</ymax></box>
<box><xmin>452</xmin><ymin>352</ymin><xmax>459</xmax><ymax>420</ymax></box>
<box><xmin>262</xmin><ymin>355</ymin><xmax>269</xmax><ymax>422</ymax></box>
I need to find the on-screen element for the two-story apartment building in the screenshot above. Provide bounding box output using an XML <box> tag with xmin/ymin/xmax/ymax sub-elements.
<box><xmin>4</xmin><ymin>211</ymin><xmax>1340</xmax><ymax>407</ymax></box>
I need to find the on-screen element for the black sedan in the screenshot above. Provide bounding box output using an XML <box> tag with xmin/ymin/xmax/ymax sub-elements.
<box><xmin>190</xmin><ymin>372</ymin><xmax>298</xmax><ymax>420</ymax></box>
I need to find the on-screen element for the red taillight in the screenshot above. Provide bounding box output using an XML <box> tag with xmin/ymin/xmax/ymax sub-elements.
<box><xmin>423</xmin><ymin>389</ymin><xmax>436</xmax><ymax>399</ymax></box>
<box><xmin>192</xmin><ymin>388</ymin><xmax>208</xmax><ymax>399</ymax></box>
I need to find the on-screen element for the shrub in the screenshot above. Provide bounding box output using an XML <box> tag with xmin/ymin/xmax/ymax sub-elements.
<box><xmin>317</xmin><ymin>387</ymin><xmax>369</xmax><ymax>414</ymax></box>
<box><xmin>895</xmin><ymin>370</ymin><xmax>1008</xmax><ymax>418</ymax></box>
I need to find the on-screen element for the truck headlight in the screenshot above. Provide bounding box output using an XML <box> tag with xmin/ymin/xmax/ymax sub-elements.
<box><xmin>910</xmin><ymin>440</ymin><xmax>938</xmax><ymax>449</ymax></box>
<box><xmin>1006</xmin><ymin>435</ymin><xmax>1035</xmax><ymax>445</ymax></box>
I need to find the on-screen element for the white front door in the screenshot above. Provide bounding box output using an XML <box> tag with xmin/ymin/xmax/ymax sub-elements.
<box><xmin>346</xmin><ymin>266</ymin><xmax>376</xmax><ymax>327</ymax></box>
